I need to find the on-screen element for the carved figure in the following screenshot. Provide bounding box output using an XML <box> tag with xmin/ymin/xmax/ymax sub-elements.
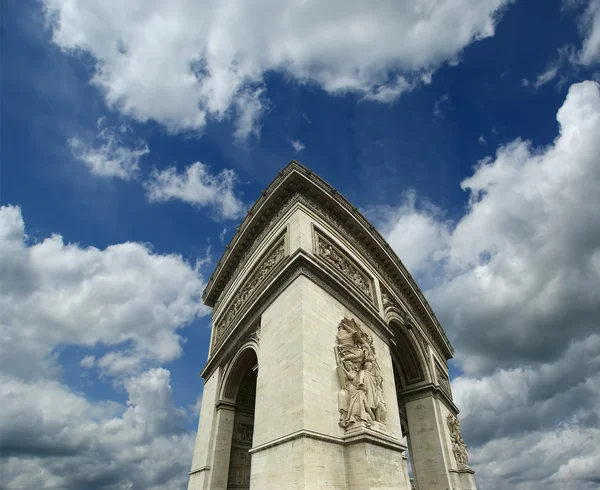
<box><xmin>447</xmin><ymin>414</ymin><xmax>469</xmax><ymax>467</ymax></box>
<box><xmin>335</xmin><ymin>318</ymin><xmax>387</xmax><ymax>430</ymax></box>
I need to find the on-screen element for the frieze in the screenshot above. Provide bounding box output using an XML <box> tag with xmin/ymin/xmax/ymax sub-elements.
<box><xmin>214</xmin><ymin>236</ymin><xmax>286</xmax><ymax>348</ymax></box>
<box><xmin>436</xmin><ymin>363</ymin><xmax>452</xmax><ymax>399</ymax></box>
<box><xmin>233</xmin><ymin>423</ymin><xmax>254</xmax><ymax>444</ymax></box>
<box><xmin>211</xmin><ymin>188</ymin><xmax>447</xmax><ymax>359</ymax></box>
<box><xmin>315</xmin><ymin>230</ymin><xmax>374</xmax><ymax>303</ymax></box>
<box><xmin>300</xmin><ymin>196</ymin><xmax>445</xmax><ymax>357</ymax></box>
<box><xmin>214</xmin><ymin>194</ymin><xmax>300</xmax><ymax>311</ymax></box>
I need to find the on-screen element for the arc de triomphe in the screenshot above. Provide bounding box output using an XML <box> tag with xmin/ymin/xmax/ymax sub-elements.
<box><xmin>188</xmin><ymin>161</ymin><xmax>477</xmax><ymax>490</ymax></box>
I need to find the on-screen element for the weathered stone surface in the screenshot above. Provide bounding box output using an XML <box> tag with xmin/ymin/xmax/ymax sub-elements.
<box><xmin>188</xmin><ymin>162</ymin><xmax>477</xmax><ymax>490</ymax></box>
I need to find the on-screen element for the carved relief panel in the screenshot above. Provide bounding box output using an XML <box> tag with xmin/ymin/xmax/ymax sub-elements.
<box><xmin>214</xmin><ymin>233</ymin><xmax>287</xmax><ymax>349</ymax></box>
<box><xmin>313</xmin><ymin>229</ymin><xmax>375</xmax><ymax>305</ymax></box>
<box><xmin>447</xmin><ymin>414</ymin><xmax>469</xmax><ymax>467</ymax></box>
<box><xmin>435</xmin><ymin>362</ymin><xmax>452</xmax><ymax>399</ymax></box>
<box><xmin>334</xmin><ymin>317</ymin><xmax>388</xmax><ymax>432</ymax></box>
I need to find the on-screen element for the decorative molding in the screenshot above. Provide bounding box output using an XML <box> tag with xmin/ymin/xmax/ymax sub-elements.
<box><xmin>314</xmin><ymin>229</ymin><xmax>375</xmax><ymax>304</ymax></box>
<box><xmin>413</xmin><ymin>327</ymin><xmax>432</xmax><ymax>379</ymax></box>
<box><xmin>248</xmin><ymin>428</ymin><xmax>405</xmax><ymax>455</ymax></box>
<box><xmin>399</xmin><ymin>383</ymin><xmax>460</xmax><ymax>414</ymax></box>
<box><xmin>214</xmin><ymin>197</ymin><xmax>300</xmax><ymax>311</ymax></box>
<box><xmin>435</xmin><ymin>362</ymin><xmax>452</xmax><ymax>400</ymax></box>
<box><xmin>188</xmin><ymin>466</ymin><xmax>210</xmax><ymax>476</ymax></box>
<box><xmin>213</xmin><ymin>234</ymin><xmax>286</xmax><ymax>350</ymax></box>
<box><xmin>248</xmin><ymin>323</ymin><xmax>261</xmax><ymax>344</ymax></box>
<box><xmin>202</xmin><ymin>251</ymin><xmax>390</xmax><ymax>378</ymax></box>
<box><xmin>233</xmin><ymin>423</ymin><xmax>254</xmax><ymax>444</ymax></box>
<box><xmin>380</xmin><ymin>284</ymin><xmax>403</xmax><ymax>313</ymax></box>
<box><xmin>201</xmin><ymin>162</ymin><xmax>452</xmax><ymax>360</ymax></box>
<box><xmin>301</xmin><ymin>196</ymin><xmax>447</xmax><ymax>359</ymax></box>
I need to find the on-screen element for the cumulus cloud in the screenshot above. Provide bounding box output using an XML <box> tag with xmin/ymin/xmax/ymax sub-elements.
<box><xmin>41</xmin><ymin>0</ymin><xmax>510</xmax><ymax>136</ymax></box>
<box><xmin>145</xmin><ymin>162</ymin><xmax>246</xmax><ymax>220</ymax></box>
<box><xmin>0</xmin><ymin>208</ymin><xmax>208</xmax><ymax>488</ymax></box>
<box><xmin>365</xmin><ymin>190</ymin><xmax>451</xmax><ymax>277</ymax></box>
<box><xmin>372</xmin><ymin>81</ymin><xmax>600</xmax><ymax>489</ymax></box>
<box><xmin>69</xmin><ymin>117</ymin><xmax>149</xmax><ymax>179</ymax></box>
<box><xmin>0</xmin><ymin>368</ymin><xmax>194</xmax><ymax>490</ymax></box>
<box><xmin>0</xmin><ymin>205</ymin><xmax>209</xmax><ymax>380</ymax></box>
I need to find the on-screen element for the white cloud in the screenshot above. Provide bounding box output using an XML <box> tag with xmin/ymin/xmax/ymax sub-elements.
<box><xmin>0</xmin><ymin>368</ymin><xmax>193</xmax><ymax>489</ymax></box>
<box><xmin>233</xmin><ymin>87</ymin><xmax>268</xmax><ymax>142</ymax></box>
<box><xmin>371</xmin><ymin>81</ymin><xmax>600</xmax><ymax>488</ymax></box>
<box><xmin>291</xmin><ymin>139</ymin><xmax>305</xmax><ymax>153</ymax></box>
<box><xmin>365</xmin><ymin>190</ymin><xmax>451</xmax><ymax>276</ymax></box>
<box><xmin>69</xmin><ymin>118</ymin><xmax>149</xmax><ymax>180</ymax></box>
<box><xmin>533</xmin><ymin>64</ymin><xmax>560</xmax><ymax>88</ymax></box>
<box><xmin>80</xmin><ymin>355</ymin><xmax>95</xmax><ymax>368</ymax></box>
<box><xmin>433</xmin><ymin>93</ymin><xmax>451</xmax><ymax>117</ymax></box>
<box><xmin>578</xmin><ymin>0</ymin><xmax>600</xmax><ymax>65</ymax></box>
<box><xmin>42</xmin><ymin>0</ymin><xmax>511</xmax><ymax>136</ymax></box>
<box><xmin>478</xmin><ymin>135</ymin><xmax>487</xmax><ymax>144</ymax></box>
<box><xmin>145</xmin><ymin>162</ymin><xmax>246</xmax><ymax>220</ymax></box>
<box><xmin>0</xmin><ymin>205</ymin><xmax>209</xmax><ymax>380</ymax></box>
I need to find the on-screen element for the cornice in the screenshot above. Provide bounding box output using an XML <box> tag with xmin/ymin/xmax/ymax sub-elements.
<box><xmin>202</xmin><ymin>161</ymin><xmax>453</xmax><ymax>359</ymax></box>
<box><xmin>201</xmin><ymin>249</ymin><xmax>396</xmax><ymax>380</ymax></box>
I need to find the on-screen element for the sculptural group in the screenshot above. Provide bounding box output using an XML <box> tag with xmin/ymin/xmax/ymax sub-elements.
<box><xmin>447</xmin><ymin>414</ymin><xmax>469</xmax><ymax>467</ymax></box>
<box><xmin>335</xmin><ymin>318</ymin><xmax>387</xmax><ymax>430</ymax></box>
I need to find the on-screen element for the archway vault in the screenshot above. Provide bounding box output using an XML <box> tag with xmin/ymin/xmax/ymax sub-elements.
<box><xmin>221</xmin><ymin>342</ymin><xmax>259</xmax><ymax>402</ymax></box>
<box><xmin>388</xmin><ymin>319</ymin><xmax>431</xmax><ymax>391</ymax></box>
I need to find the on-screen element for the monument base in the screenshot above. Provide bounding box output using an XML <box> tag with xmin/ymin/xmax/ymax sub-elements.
<box><xmin>247</xmin><ymin>428</ymin><xmax>411</xmax><ymax>489</ymax></box>
<box><xmin>449</xmin><ymin>466</ymin><xmax>477</xmax><ymax>490</ymax></box>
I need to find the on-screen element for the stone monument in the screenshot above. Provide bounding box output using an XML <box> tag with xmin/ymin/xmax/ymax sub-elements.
<box><xmin>188</xmin><ymin>161</ymin><xmax>478</xmax><ymax>490</ymax></box>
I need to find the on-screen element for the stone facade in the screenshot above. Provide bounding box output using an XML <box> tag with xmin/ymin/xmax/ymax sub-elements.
<box><xmin>188</xmin><ymin>161</ymin><xmax>477</xmax><ymax>490</ymax></box>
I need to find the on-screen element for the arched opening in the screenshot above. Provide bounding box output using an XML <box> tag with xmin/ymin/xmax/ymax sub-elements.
<box><xmin>222</xmin><ymin>348</ymin><xmax>258</xmax><ymax>490</ymax></box>
<box><xmin>389</xmin><ymin>320</ymin><xmax>430</xmax><ymax>490</ymax></box>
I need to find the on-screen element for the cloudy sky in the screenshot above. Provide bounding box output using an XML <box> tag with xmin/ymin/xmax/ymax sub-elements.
<box><xmin>1</xmin><ymin>0</ymin><xmax>600</xmax><ymax>488</ymax></box>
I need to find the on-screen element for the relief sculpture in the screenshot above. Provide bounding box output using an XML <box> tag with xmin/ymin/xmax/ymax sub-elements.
<box><xmin>447</xmin><ymin>414</ymin><xmax>469</xmax><ymax>467</ymax></box>
<box><xmin>334</xmin><ymin>318</ymin><xmax>387</xmax><ymax>431</ymax></box>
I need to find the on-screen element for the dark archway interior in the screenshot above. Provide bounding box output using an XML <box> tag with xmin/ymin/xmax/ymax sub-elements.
<box><xmin>390</xmin><ymin>323</ymin><xmax>426</xmax><ymax>389</ymax></box>
<box><xmin>226</xmin><ymin>351</ymin><xmax>257</xmax><ymax>490</ymax></box>
<box><xmin>390</xmin><ymin>324</ymin><xmax>426</xmax><ymax>490</ymax></box>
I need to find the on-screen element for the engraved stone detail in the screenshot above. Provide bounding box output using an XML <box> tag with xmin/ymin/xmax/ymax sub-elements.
<box><xmin>215</xmin><ymin>237</ymin><xmax>286</xmax><ymax>346</ymax></box>
<box><xmin>302</xmin><ymin>196</ymin><xmax>444</xmax><ymax>354</ymax></box>
<box><xmin>413</xmin><ymin>328</ymin><xmax>432</xmax><ymax>377</ymax></box>
<box><xmin>447</xmin><ymin>414</ymin><xmax>469</xmax><ymax>467</ymax></box>
<box><xmin>334</xmin><ymin>318</ymin><xmax>387</xmax><ymax>432</ymax></box>
<box><xmin>315</xmin><ymin>232</ymin><xmax>374</xmax><ymax>302</ymax></box>
<box><xmin>436</xmin><ymin>363</ymin><xmax>452</xmax><ymax>399</ymax></box>
<box><xmin>380</xmin><ymin>285</ymin><xmax>398</xmax><ymax>310</ymax></box>
<box><xmin>215</xmin><ymin>196</ymin><xmax>299</xmax><ymax>310</ymax></box>
<box><xmin>213</xmin><ymin>190</ymin><xmax>446</xmax><ymax>357</ymax></box>
<box><xmin>248</xmin><ymin>324</ymin><xmax>261</xmax><ymax>344</ymax></box>
<box><xmin>227</xmin><ymin>449</ymin><xmax>251</xmax><ymax>487</ymax></box>
<box><xmin>233</xmin><ymin>423</ymin><xmax>254</xmax><ymax>444</ymax></box>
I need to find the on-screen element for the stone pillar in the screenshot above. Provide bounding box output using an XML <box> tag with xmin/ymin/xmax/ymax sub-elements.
<box><xmin>450</xmin><ymin>467</ymin><xmax>477</xmax><ymax>490</ymax></box>
<box><xmin>344</xmin><ymin>431</ymin><xmax>410</xmax><ymax>490</ymax></box>
<box><xmin>404</xmin><ymin>391</ymin><xmax>453</xmax><ymax>490</ymax></box>
<box><xmin>249</xmin><ymin>275</ymin><xmax>412</xmax><ymax>489</ymax></box>
<box><xmin>188</xmin><ymin>369</ymin><xmax>220</xmax><ymax>490</ymax></box>
<box><xmin>206</xmin><ymin>402</ymin><xmax>236</xmax><ymax>490</ymax></box>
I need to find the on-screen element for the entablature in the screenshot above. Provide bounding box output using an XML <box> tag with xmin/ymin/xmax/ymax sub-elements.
<box><xmin>203</xmin><ymin>161</ymin><xmax>453</xmax><ymax>360</ymax></box>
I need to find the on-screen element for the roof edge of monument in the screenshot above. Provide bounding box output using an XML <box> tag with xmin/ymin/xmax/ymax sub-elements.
<box><xmin>202</xmin><ymin>160</ymin><xmax>454</xmax><ymax>358</ymax></box>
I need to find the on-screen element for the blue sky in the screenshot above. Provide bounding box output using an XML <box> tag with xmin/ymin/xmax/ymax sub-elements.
<box><xmin>2</xmin><ymin>0</ymin><xmax>600</xmax><ymax>488</ymax></box>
